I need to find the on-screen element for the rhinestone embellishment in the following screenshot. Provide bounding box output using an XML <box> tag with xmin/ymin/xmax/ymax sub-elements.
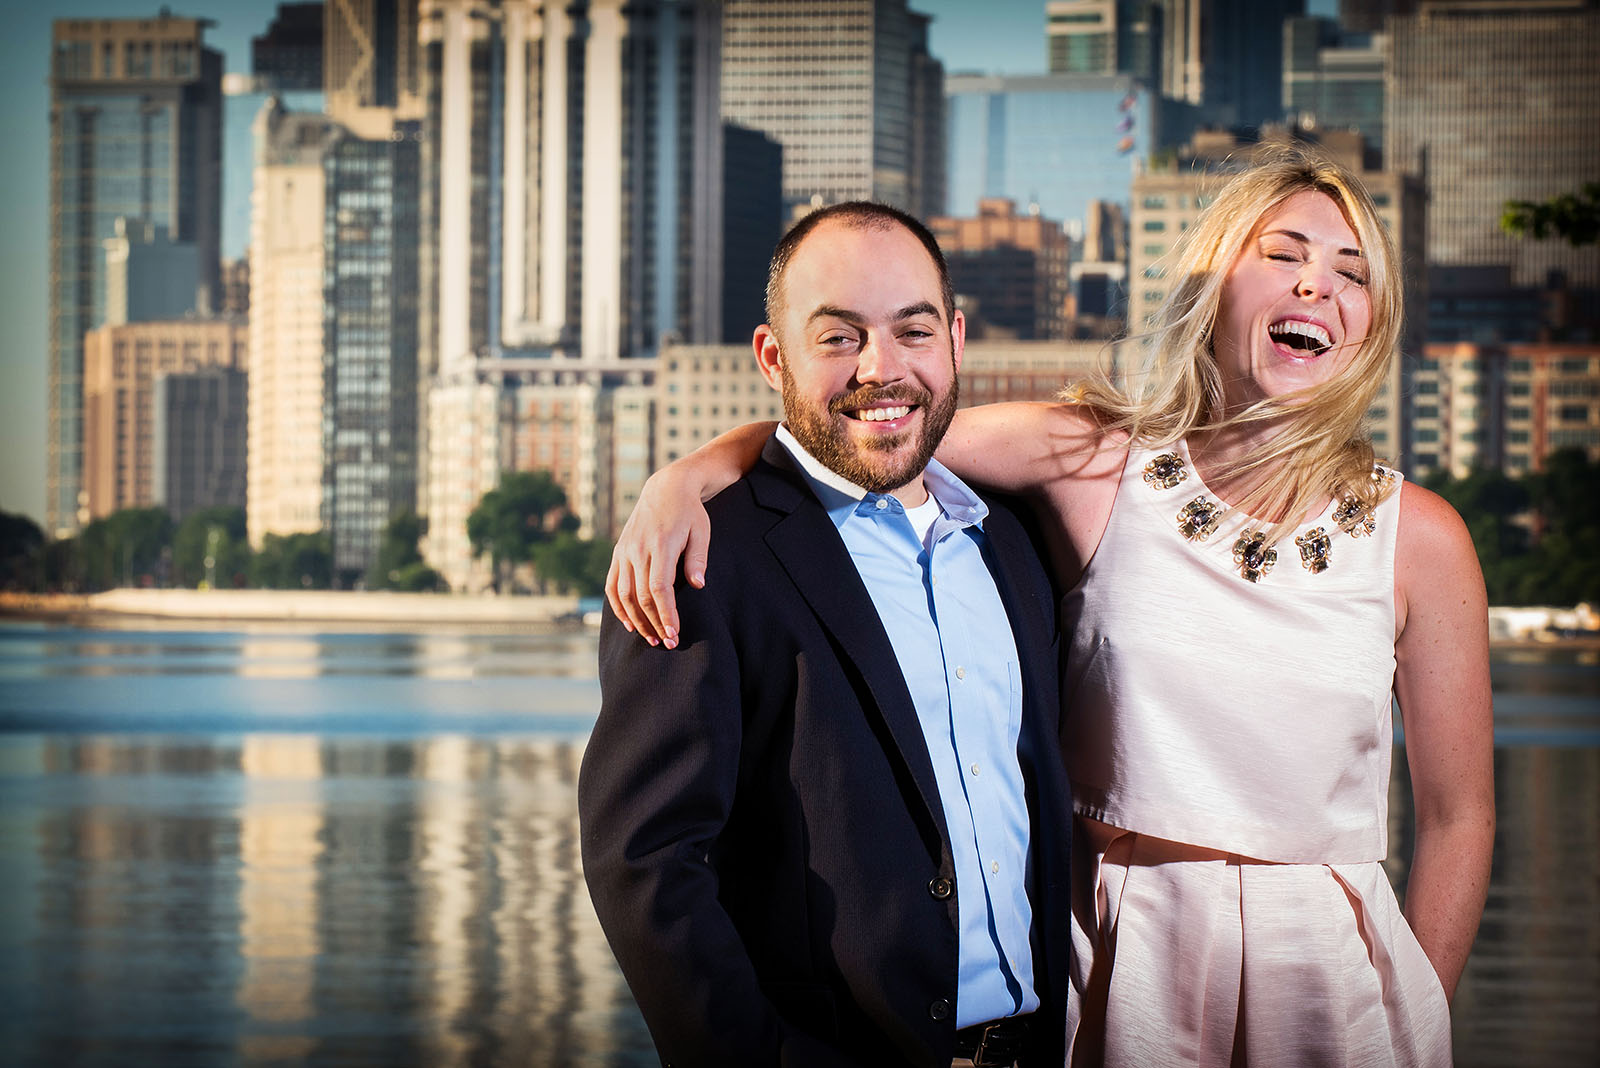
<box><xmin>1232</xmin><ymin>530</ymin><xmax>1278</xmax><ymax>583</ymax></box>
<box><xmin>1331</xmin><ymin>497</ymin><xmax>1374</xmax><ymax>538</ymax></box>
<box><xmin>1142</xmin><ymin>452</ymin><xmax>1187</xmax><ymax>490</ymax></box>
<box><xmin>1176</xmin><ymin>495</ymin><xmax>1226</xmax><ymax>542</ymax></box>
<box><xmin>1296</xmin><ymin>526</ymin><xmax>1332</xmax><ymax>573</ymax></box>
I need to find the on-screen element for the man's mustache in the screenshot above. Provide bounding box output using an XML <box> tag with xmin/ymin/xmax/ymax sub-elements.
<box><xmin>827</xmin><ymin>386</ymin><xmax>932</xmax><ymax>415</ymax></box>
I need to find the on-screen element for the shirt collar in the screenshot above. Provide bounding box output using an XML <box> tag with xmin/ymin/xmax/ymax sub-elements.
<box><xmin>773</xmin><ymin>423</ymin><xmax>989</xmax><ymax>528</ymax></box>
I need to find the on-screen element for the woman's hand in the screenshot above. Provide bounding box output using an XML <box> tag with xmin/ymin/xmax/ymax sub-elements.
<box><xmin>605</xmin><ymin>465</ymin><xmax>712</xmax><ymax>648</ymax></box>
<box><xmin>605</xmin><ymin>422</ymin><xmax>775</xmax><ymax>647</ymax></box>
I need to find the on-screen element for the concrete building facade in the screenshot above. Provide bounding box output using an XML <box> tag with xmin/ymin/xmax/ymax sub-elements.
<box><xmin>248</xmin><ymin>103</ymin><xmax>342</xmax><ymax>547</ymax></box>
<box><xmin>1411</xmin><ymin>341</ymin><xmax>1600</xmax><ymax>478</ymax></box>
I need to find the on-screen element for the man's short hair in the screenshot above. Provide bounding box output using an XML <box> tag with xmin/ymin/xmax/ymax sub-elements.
<box><xmin>764</xmin><ymin>201</ymin><xmax>956</xmax><ymax>331</ymax></box>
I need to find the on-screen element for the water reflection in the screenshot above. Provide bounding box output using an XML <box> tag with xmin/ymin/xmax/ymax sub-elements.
<box><xmin>2</xmin><ymin>733</ymin><xmax>653</xmax><ymax>1068</ymax></box>
<box><xmin>0</xmin><ymin>623</ymin><xmax>1596</xmax><ymax>1066</ymax></box>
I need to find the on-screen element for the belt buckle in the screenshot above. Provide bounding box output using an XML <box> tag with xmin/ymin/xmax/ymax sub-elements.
<box><xmin>970</xmin><ymin>1018</ymin><xmax>1023</xmax><ymax>1067</ymax></box>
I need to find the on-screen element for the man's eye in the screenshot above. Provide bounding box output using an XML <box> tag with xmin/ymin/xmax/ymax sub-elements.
<box><xmin>902</xmin><ymin>328</ymin><xmax>933</xmax><ymax>340</ymax></box>
<box><xmin>821</xmin><ymin>334</ymin><xmax>854</xmax><ymax>346</ymax></box>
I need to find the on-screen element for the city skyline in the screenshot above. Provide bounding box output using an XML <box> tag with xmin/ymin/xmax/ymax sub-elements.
<box><xmin>0</xmin><ymin>0</ymin><xmax>1091</xmax><ymax>526</ymax></box>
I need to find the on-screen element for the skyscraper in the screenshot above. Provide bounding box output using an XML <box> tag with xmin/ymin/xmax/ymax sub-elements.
<box><xmin>417</xmin><ymin>0</ymin><xmax>724</xmax><ymax>585</ymax></box>
<box><xmin>720</xmin><ymin>0</ymin><xmax>945</xmax><ymax>219</ymax></box>
<box><xmin>248</xmin><ymin>102</ymin><xmax>341</xmax><ymax>548</ymax></box>
<box><xmin>47</xmin><ymin>14</ymin><xmax>223</xmax><ymax>535</ymax></box>
<box><xmin>322</xmin><ymin>122</ymin><xmax>423</xmax><ymax>579</ymax></box>
<box><xmin>1387</xmin><ymin>1</ymin><xmax>1600</xmax><ymax>287</ymax></box>
<box><xmin>1282</xmin><ymin>15</ymin><xmax>1387</xmax><ymax>157</ymax></box>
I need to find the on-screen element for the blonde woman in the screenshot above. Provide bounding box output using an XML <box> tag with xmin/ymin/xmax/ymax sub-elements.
<box><xmin>607</xmin><ymin>151</ymin><xmax>1494</xmax><ymax>1066</ymax></box>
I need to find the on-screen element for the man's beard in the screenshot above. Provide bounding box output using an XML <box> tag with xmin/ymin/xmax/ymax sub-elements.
<box><xmin>780</xmin><ymin>360</ymin><xmax>959</xmax><ymax>495</ymax></box>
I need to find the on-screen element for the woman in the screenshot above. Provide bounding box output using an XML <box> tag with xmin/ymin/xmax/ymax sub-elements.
<box><xmin>607</xmin><ymin>151</ymin><xmax>1495</xmax><ymax>1066</ymax></box>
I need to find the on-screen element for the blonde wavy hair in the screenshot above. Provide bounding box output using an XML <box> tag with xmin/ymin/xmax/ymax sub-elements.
<box><xmin>1073</xmin><ymin>147</ymin><xmax>1402</xmax><ymax>546</ymax></box>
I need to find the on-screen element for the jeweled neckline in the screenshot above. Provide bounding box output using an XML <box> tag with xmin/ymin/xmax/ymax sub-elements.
<box><xmin>1140</xmin><ymin>442</ymin><xmax>1387</xmax><ymax>583</ymax></box>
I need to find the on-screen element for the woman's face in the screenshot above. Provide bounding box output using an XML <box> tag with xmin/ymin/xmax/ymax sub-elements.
<box><xmin>1211</xmin><ymin>189</ymin><xmax>1373</xmax><ymax>413</ymax></box>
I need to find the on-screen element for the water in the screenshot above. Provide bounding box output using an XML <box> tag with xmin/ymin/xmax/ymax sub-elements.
<box><xmin>0</xmin><ymin>621</ymin><xmax>1596</xmax><ymax>1067</ymax></box>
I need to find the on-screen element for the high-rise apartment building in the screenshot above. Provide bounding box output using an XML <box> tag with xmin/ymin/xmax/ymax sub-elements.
<box><xmin>1410</xmin><ymin>342</ymin><xmax>1600</xmax><ymax>477</ymax></box>
<box><xmin>248</xmin><ymin>103</ymin><xmax>341</xmax><ymax>547</ymax></box>
<box><xmin>81</xmin><ymin>319</ymin><xmax>246</xmax><ymax>520</ymax></box>
<box><xmin>47</xmin><ymin>14</ymin><xmax>223</xmax><ymax>535</ymax></box>
<box><xmin>1128</xmin><ymin>128</ymin><xmax>1423</xmax><ymax>466</ymax></box>
<box><xmin>721</xmin><ymin>123</ymin><xmax>784</xmax><ymax>344</ymax></box>
<box><xmin>932</xmin><ymin>200</ymin><xmax>1073</xmax><ymax>340</ymax></box>
<box><xmin>720</xmin><ymin>0</ymin><xmax>945</xmax><ymax>219</ymax></box>
<box><xmin>1387</xmin><ymin>2</ymin><xmax>1600</xmax><ymax>287</ymax></box>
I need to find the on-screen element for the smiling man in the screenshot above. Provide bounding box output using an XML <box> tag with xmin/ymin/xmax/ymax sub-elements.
<box><xmin>579</xmin><ymin>202</ymin><xmax>1074</xmax><ymax>1067</ymax></box>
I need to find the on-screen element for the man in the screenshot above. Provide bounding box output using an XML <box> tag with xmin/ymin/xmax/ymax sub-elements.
<box><xmin>579</xmin><ymin>203</ymin><xmax>1072</xmax><ymax>1067</ymax></box>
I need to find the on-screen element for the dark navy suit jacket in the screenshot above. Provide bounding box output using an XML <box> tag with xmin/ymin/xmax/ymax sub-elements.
<box><xmin>579</xmin><ymin>438</ymin><xmax>1073</xmax><ymax>1067</ymax></box>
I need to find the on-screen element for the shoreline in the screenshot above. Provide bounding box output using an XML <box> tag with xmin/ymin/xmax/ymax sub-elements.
<box><xmin>3</xmin><ymin>590</ymin><xmax>1597</xmax><ymax>649</ymax></box>
<box><xmin>0</xmin><ymin>589</ymin><xmax>586</xmax><ymax>630</ymax></box>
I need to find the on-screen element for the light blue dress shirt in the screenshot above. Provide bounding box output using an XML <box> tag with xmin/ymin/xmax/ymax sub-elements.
<box><xmin>775</xmin><ymin>426</ymin><xmax>1037</xmax><ymax>1028</ymax></box>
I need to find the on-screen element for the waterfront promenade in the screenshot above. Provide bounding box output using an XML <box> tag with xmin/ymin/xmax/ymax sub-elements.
<box><xmin>0</xmin><ymin>588</ymin><xmax>584</xmax><ymax>626</ymax></box>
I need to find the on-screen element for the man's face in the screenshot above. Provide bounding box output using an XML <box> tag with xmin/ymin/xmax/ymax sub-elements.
<box><xmin>755</xmin><ymin>218</ymin><xmax>964</xmax><ymax>504</ymax></box>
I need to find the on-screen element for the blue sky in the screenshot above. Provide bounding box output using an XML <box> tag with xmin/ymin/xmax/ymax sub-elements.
<box><xmin>0</xmin><ymin>0</ymin><xmax>1333</xmax><ymax>526</ymax></box>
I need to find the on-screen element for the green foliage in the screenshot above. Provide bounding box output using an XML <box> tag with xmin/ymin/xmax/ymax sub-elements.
<box><xmin>1500</xmin><ymin>182</ymin><xmax>1600</xmax><ymax>248</ymax></box>
<box><xmin>171</xmin><ymin>507</ymin><xmax>251</xmax><ymax>588</ymax></box>
<box><xmin>0</xmin><ymin>510</ymin><xmax>45</xmax><ymax>591</ymax></box>
<box><xmin>467</xmin><ymin>470</ymin><xmax>570</xmax><ymax>591</ymax></box>
<box><xmin>250</xmin><ymin>531</ymin><xmax>334</xmax><ymax>590</ymax></box>
<box><xmin>1425</xmin><ymin>449</ymin><xmax>1600</xmax><ymax>605</ymax></box>
<box><xmin>367</xmin><ymin>511</ymin><xmax>438</xmax><ymax>590</ymax></box>
<box><xmin>77</xmin><ymin>507</ymin><xmax>174</xmax><ymax>590</ymax></box>
<box><xmin>530</xmin><ymin>532</ymin><xmax>614</xmax><ymax>597</ymax></box>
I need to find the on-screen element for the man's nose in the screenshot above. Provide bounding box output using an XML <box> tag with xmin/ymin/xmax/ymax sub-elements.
<box><xmin>854</xmin><ymin>335</ymin><xmax>909</xmax><ymax>384</ymax></box>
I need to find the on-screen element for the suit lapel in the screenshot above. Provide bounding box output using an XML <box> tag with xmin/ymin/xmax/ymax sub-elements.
<box><xmin>749</xmin><ymin>442</ymin><xmax>951</xmax><ymax>851</ymax></box>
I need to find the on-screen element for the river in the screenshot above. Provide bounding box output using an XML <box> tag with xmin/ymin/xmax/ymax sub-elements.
<box><xmin>0</xmin><ymin>621</ymin><xmax>1595</xmax><ymax>1067</ymax></box>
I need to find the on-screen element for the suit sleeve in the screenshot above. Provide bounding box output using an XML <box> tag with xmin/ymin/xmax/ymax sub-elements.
<box><xmin>578</xmin><ymin>582</ymin><xmax>850</xmax><ymax>1067</ymax></box>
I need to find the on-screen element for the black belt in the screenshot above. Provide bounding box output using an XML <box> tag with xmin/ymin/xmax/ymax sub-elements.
<box><xmin>953</xmin><ymin>1012</ymin><xmax>1032</xmax><ymax>1067</ymax></box>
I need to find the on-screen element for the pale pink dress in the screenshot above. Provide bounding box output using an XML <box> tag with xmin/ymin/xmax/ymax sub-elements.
<box><xmin>1062</xmin><ymin>441</ymin><xmax>1452</xmax><ymax>1067</ymax></box>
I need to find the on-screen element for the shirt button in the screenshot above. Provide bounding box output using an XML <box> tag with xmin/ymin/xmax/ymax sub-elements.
<box><xmin>930</xmin><ymin>574</ymin><xmax>937</xmax><ymax>586</ymax></box>
<box><xmin>874</xmin><ymin>497</ymin><xmax>888</xmax><ymax>510</ymax></box>
<box><xmin>991</xmin><ymin>861</ymin><xmax>1000</xmax><ymax>874</ymax></box>
<box><xmin>928</xmin><ymin>876</ymin><xmax>954</xmax><ymax>900</ymax></box>
<box><xmin>929</xmin><ymin>998</ymin><xmax>952</xmax><ymax>1021</ymax></box>
<box><xmin>955</xmin><ymin>666</ymin><xmax>966</xmax><ymax>680</ymax></box>
<box><xmin>970</xmin><ymin>763</ymin><xmax>980</xmax><ymax>776</ymax></box>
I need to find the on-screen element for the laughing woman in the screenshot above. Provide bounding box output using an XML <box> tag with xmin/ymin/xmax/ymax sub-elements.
<box><xmin>608</xmin><ymin>150</ymin><xmax>1494</xmax><ymax>1067</ymax></box>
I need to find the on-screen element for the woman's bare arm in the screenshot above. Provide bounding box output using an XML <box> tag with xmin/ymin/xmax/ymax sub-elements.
<box><xmin>605</xmin><ymin>422</ymin><xmax>775</xmax><ymax>645</ymax></box>
<box><xmin>1392</xmin><ymin>482</ymin><xmax>1496</xmax><ymax>1003</ymax></box>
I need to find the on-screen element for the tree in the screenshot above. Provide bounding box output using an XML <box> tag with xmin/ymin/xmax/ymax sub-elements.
<box><xmin>77</xmin><ymin>507</ymin><xmax>174</xmax><ymax>590</ymax></box>
<box><xmin>1500</xmin><ymin>182</ymin><xmax>1600</xmax><ymax>248</ymax></box>
<box><xmin>367</xmin><ymin>511</ymin><xmax>445</xmax><ymax>592</ymax></box>
<box><xmin>466</xmin><ymin>471</ymin><xmax>569</xmax><ymax>592</ymax></box>
<box><xmin>171</xmin><ymin>506</ymin><xmax>251</xmax><ymax>588</ymax></box>
<box><xmin>530</xmin><ymin>532</ymin><xmax>614</xmax><ymax>597</ymax></box>
<box><xmin>251</xmin><ymin>531</ymin><xmax>333</xmax><ymax>590</ymax></box>
<box><xmin>0</xmin><ymin>510</ymin><xmax>45</xmax><ymax>591</ymax></box>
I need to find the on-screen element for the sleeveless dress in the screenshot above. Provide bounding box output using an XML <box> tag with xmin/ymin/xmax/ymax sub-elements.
<box><xmin>1061</xmin><ymin>440</ymin><xmax>1452</xmax><ymax>1067</ymax></box>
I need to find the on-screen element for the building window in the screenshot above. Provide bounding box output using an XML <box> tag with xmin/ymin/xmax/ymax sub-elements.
<box><xmin>1142</xmin><ymin>220</ymin><xmax>1165</xmax><ymax>232</ymax></box>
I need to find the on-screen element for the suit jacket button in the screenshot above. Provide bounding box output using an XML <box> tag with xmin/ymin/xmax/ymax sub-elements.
<box><xmin>929</xmin><ymin>998</ymin><xmax>952</xmax><ymax>1021</ymax></box>
<box><xmin>928</xmin><ymin>876</ymin><xmax>954</xmax><ymax>900</ymax></box>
